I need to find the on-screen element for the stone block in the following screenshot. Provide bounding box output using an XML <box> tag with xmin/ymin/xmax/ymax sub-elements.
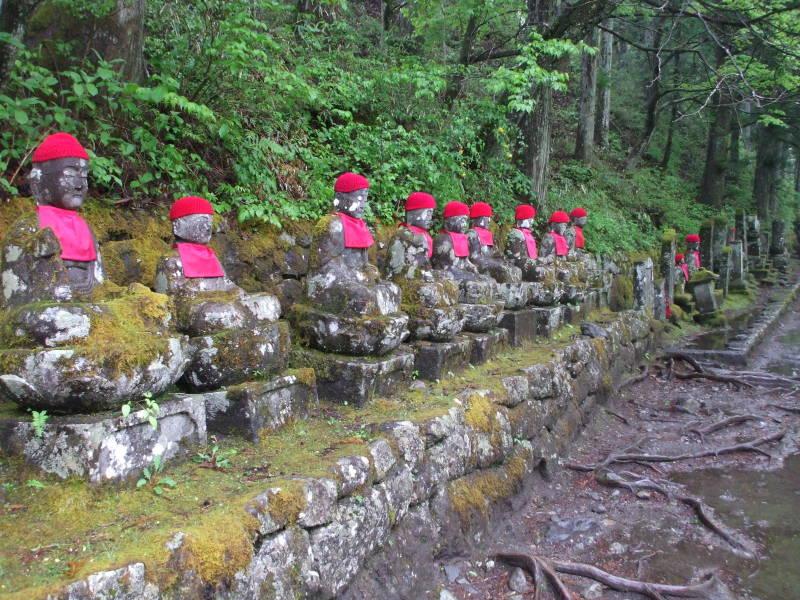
<box><xmin>0</xmin><ymin>395</ymin><xmax>206</xmax><ymax>483</ymax></box>
<box><xmin>412</xmin><ymin>337</ymin><xmax>472</xmax><ymax>381</ymax></box>
<box><xmin>498</xmin><ymin>309</ymin><xmax>538</xmax><ymax>347</ymax></box>
<box><xmin>530</xmin><ymin>306</ymin><xmax>564</xmax><ymax>338</ymax></box>
<box><xmin>203</xmin><ymin>370</ymin><xmax>318</xmax><ymax>442</ymax></box>
<box><xmin>460</xmin><ymin>302</ymin><xmax>503</xmax><ymax>333</ymax></box>
<box><xmin>463</xmin><ymin>329</ymin><xmax>508</xmax><ymax>365</ymax></box>
<box><xmin>653</xmin><ymin>278</ymin><xmax>667</xmax><ymax>320</ymax></box>
<box><xmin>633</xmin><ymin>257</ymin><xmax>654</xmax><ymax>314</ymax></box>
<box><xmin>562</xmin><ymin>303</ymin><xmax>586</xmax><ymax>325</ymax></box>
<box><xmin>291</xmin><ymin>347</ymin><xmax>414</xmax><ymax>407</ymax></box>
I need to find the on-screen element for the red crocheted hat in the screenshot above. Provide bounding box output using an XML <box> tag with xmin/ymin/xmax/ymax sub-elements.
<box><xmin>405</xmin><ymin>192</ymin><xmax>436</xmax><ymax>211</ymax></box>
<box><xmin>334</xmin><ymin>172</ymin><xmax>369</xmax><ymax>193</ymax></box>
<box><xmin>32</xmin><ymin>133</ymin><xmax>89</xmax><ymax>163</ymax></box>
<box><xmin>685</xmin><ymin>234</ymin><xmax>701</xmax><ymax>243</ymax></box>
<box><xmin>443</xmin><ymin>201</ymin><xmax>470</xmax><ymax>218</ymax></box>
<box><xmin>169</xmin><ymin>196</ymin><xmax>214</xmax><ymax>220</ymax></box>
<box><xmin>549</xmin><ymin>211</ymin><xmax>570</xmax><ymax>224</ymax></box>
<box><xmin>675</xmin><ymin>253</ymin><xmax>685</xmax><ymax>264</ymax></box>
<box><xmin>570</xmin><ymin>207</ymin><xmax>588</xmax><ymax>218</ymax></box>
<box><xmin>470</xmin><ymin>202</ymin><xmax>492</xmax><ymax>218</ymax></box>
<box><xmin>515</xmin><ymin>205</ymin><xmax>536</xmax><ymax>220</ymax></box>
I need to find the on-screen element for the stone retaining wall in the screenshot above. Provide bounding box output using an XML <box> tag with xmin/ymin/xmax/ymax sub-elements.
<box><xmin>44</xmin><ymin>310</ymin><xmax>656</xmax><ymax>600</ymax></box>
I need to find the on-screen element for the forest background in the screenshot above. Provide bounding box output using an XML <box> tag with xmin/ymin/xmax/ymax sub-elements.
<box><xmin>1</xmin><ymin>0</ymin><xmax>800</xmax><ymax>255</ymax></box>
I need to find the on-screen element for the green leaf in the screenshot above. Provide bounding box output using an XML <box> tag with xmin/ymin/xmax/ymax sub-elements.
<box><xmin>153</xmin><ymin>487</ymin><xmax>163</xmax><ymax>495</ymax></box>
<box><xmin>121</xmin><ymin>404</ymin><xmax>131</xmax><ymax>418</ymax></box>
<box><xmin>13</xmin><ymin>109</ymin><xmax>28</xmax><ymax>125</ymax></box>
<box><xmin>136</xmin><ymin>478</ymin><xmax>147</xmax><ymax>488</ymax></box>
<box><xmin>159</xmin><ymin>477</ymin><xmax>177</xmax><ymax>487</ymax></box>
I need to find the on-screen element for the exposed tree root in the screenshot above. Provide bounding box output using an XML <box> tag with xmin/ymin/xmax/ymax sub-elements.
<box><xmin>495</xmin><ymin>553</ymin><xmax>572</xmax><ymax>599</ymax></box>
<box><xmin>496</xmin><ymin>552</ymin><xmax>718</xmax><ymax>598</ymax></box>
<box><xmin>618</xmin><ymin>366</ymin><xmax>650</xmax><ymax>392</ymax></box>
<box><xmin>673</xmin><ymin>369</ymin><xmax>754</xmax><ymax>388</ymax></box>
<box><xmin>767</xmin><ymin>403</ymin><xmax>800</xmax><ymax>413</ymax></box>
<box><xmin>687</xmin><ymin>414</ymin><xmax>761</xmax><ymax>440</ymax></box>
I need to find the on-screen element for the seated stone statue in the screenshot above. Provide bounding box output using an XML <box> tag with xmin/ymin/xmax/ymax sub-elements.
<box><xmin>504</xmin><ymin>204</ymin><xmax>557</xmax><ymax>306</ymax></box>
<box><xmin>0</xmin><ymin>133</ymin><xmax>188</xmax><ymax>412</ymax></box>
<box><xmin>565</xmin><ymin>207</ymin><xmax>588</xmax><ymax>253</ymax></box>
<box><xmin>290</xmin><ymin>172</ymin><xmax>408</xmax><ymax>355</ymax></box>
<box><xmin>675</xmin><ymin>253</ymin><xmax>690</xmax><ymax>283</ymax></box>
<box><xmin>685</xmin><ymin>234</ymin><xmax>701</xmax><ymax>275</ymax></box>
<box><xmin>155</xmin><ymin>196</ymin><xmax>287</xmax><ymax>391</ymax></box>
<box><xmin>384</xmin><ymin>192</ymin><xmax>463</xmax><ymax>341</ymax></box>
<box><xmin>431</xmin><ymin>201</ymin><xmax>503</xmax><ymax>332</ymax></box>
<box><xmin>539</xmin><ymin>211</ymin><xmax>571</xmax><ymax>259</ymax></box>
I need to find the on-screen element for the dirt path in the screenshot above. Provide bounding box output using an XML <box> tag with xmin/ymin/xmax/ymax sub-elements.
<box><xmin>433</xmin><ymin>294</ymin><xmax>800</xmax><ymax>600</ymax></box>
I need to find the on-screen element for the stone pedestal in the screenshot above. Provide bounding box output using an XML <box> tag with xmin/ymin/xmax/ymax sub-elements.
<box><xmin>633</xmin><ymin>257</ymin><xmax>654</xmax><ymax>315</ymax></box>
<box><xmin>412</xmin><ymin>337</ymin><xmax>472</xmax><ymax>381</ymax></box>
<box><xmin>718</xmin><ymin>251</ymin><xmax>731</xmax><ymax>298</ymax></box>
<box><xmin>291</xmin><ymin>348</ymin><xmax>414</xmax><ymax>407</ymax></box>
<box><xmin>729</xmin><ymin>242</ymin><xmax>747</xmax><ymax>290</ymax></box>
<box><xmin>770</xmin><ymin>220</ymin><xmax>789</xmax><ymax>272</ymax></box>
<box><xmin>463</xmin><ymin>329</ymin><xmax>508</xmax><ymax>365</ymax></box>
<box><xmin>562</xmin><ymin>303</ymin><xmax>586</xmax><ymax>326</ymax></box>
<box><xmin>461</xmin><ymin>302</ymin><xmax>503</xmax><ymax>333</ymax></box>
<box><xmin>203</xmin><ymin>371</ymin><xmax>318</xmax><ymax>442</ymax></box>
<box><xmin>745</xmin><ymin>215</ymin><xmax>763</xmax><ymax>268</ymax></box>
<box><xmin>653</xmin><ymin>278</ymin><xmax>667</xmax><ymax>320</ymax></box>
<box><xmin>712</xmin><ymin>218</ymin><xmax>728</xmax><ymax>274</ymax></box>
<box><xmin>498</xmin><ymin>309</ymin><xmax>538</xmax><ymax>346</ymax></box>
<box><xmin>530</xmin><ymin>306</ymin><xmax>564</xmax><ymax>338</ymax></box>
<box><xmin>687</xmin><ymin>280</ymin><xmax>718</xmax><ymax>315</ymax></box>
<box><xmin>0</xmin><ymin>396</ymin><xmax>206</xmax><ymax>483</ymax></box>
<box><xmin>660</xmin><ymin>233</ymin><xmax>676</xmax><ymax>306</ymax></box>
<box><xmin>699</xmin><ymin>220</ymin><xmax>715</xmax><ymax>273</ymax></box>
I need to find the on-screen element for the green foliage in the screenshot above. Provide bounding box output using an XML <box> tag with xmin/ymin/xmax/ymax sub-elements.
<box><xmin>28</xmin><ymin>409</ymin><xmax>48</xmax><ymax>438</ymax></box>
<box><xmin>193</xmin><ymin>436</ymin><xmax>237</xmax><ymax>470</ymax></box>
<box><xmin>136</xmin><ymin>455</ymin><xmax>177</xmax><ymax>496</ymax></box>
<box><xmin>121</xmin><ymin>392</ymin><xmax>160</xmax><ymax>430</ymax></box>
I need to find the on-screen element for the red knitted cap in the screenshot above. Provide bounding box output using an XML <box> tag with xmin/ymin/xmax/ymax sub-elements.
<box><xmin>170</xmin><ymin>196</ymin><xmax>214</xmax><ymax>220</ymax></box>
<box><xmin>570</xmin><ymin>207</ymin><xmax>588</xmax><ymax>218</ymax></box>
<box><xmin>32</xmin><ymin>133</ymin><xmax>89</xmax><ymax>163</ymax></box>
<box><xmin>515</xmin><ymin>205</ymin><xmax>536</xmax><ymax>220</ymax></box>
<box><xmin>470</xmin><ymin>202</ymin><xmax>492</xmax><ymax>218</ymax></box>
<box><xmin>334</xmin><ymin>172</ymin><xmax>369</xmax><ymax>193</ymax></box>
<box><xmin>405</xmin><ymin>192</ymin><xmax>436</xmax><ymax>211</ymax></box>
<box><xmin>549</xmin><ymin>211</ymin><xmax>570</xmax><ymax>224</ymax></box>
<box><xmin>443</xmin><ymin>201</ymin><xmax>470</xmax><ymax>218</ymax></box>
<box><xmin>685</xmin><ymin>234</ymin><xmax>701</xmax><ymax>243</ymax></box>
<box><xmin>675</xmin><ymin>253</ymin><xmax>685</xmax><ymax>264</ymax></box>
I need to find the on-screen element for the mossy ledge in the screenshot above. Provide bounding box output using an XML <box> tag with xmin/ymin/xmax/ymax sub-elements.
<box><xmin>0</xmin><ymin>310</ymin><xmax>657</xmax><ymax>599</ymax></box>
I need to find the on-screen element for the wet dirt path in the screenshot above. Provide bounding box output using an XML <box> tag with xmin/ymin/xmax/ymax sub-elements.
<box><xmin>434</xmin><ymin>294</ymin><xmax>800</xmax><ymax>600</ymax></box>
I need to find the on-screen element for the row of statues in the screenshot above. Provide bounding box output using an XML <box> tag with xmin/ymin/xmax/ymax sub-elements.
<box><xmin>0</xmin><ymin>133</ymin><xmax>593</xmax><ymax>413</ymax></box>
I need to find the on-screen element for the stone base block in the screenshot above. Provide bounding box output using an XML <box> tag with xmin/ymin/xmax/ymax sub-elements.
<box><xmin>463</xmin><ymin>329</ymin><xmax>508</xmax><ymax>365</ymax></box>
<box><xmin>0</xmin><ymin>396</ymin><xmax>206</xmax><ymax>483</ymax></box>
<box><xmin>202</xmin><ymin>370</ymin><xmax>318</xmax><ymax>442</ymax></box>
<box><xmin>412</xmin><ymin>337</ymin><xmax>472</xmax><ymax>381</ymax></box>
<box><xmin>530</xmin><ymin>306</ymin><xmax>564</xmax><ymax>338</ymax></box>
<box><xmin>291</xmin><ymin>348</ymin><xmax>414</xmax><ymax>407</ymax></box>
<box><xmin>461</xmin><ymin>302</ymin><xmax>503</xmax><ymax>333</ymax></box>
<box><xmin>498</xmin><ymin>309</ymin><xmax>538</xmax><ymax>347</ymax></box>
<box><xmin>562</xmin><ymin>303</ymin><xmax>586</xmax><ymax>326</ymax></box>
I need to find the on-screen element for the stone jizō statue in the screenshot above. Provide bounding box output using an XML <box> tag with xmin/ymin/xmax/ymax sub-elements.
<box><xmin>0</xmin><ymin>133</ymin><xmax>188</xmax><ymax>412</ymax></box>
<box><xmin>155</xmin><ymin>196</ymin><xmax>287</xmax><ymax>391</ymax></box>
<box><xmin>290</xmin><ymin>172</ymin><xmax>408</xmax><ymax>355</ymax></box>
<box><xmin>565</xmin><ymin>207</ymin><xmax>588</xmax><ymax>253</ymax></box>
<box><xmin>685</xmin><ymin>234</ymin><xmax>701</xmax><ymax>274</ymax></box>
<box><xmin>431</xmin><ymin>201</ymin><xmax>502</xmax><ymax>331</ymax></box>
<box><xmin>504</xmin><ymin>204</ymin><xmax>539</xmax><ymax>280</ymax></box>
<box><xmin>539</xmin><ymin>211</ymin><xmax>571</xmax><ymax>259</ymax></box>
<box><xmin>675</xmin><ymin>253</ymin><xmax>689</xmax><ymax>282</ymax></box>
<box><xmin>384</xmin><ymin>192</ymin><xmax>463</xmax><ymax>341</ymax></box>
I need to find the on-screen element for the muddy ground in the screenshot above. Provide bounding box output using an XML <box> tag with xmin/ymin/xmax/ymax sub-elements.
<box><xmin>432</xmin><ymin>294</ymin><xmax>800</xmax><ymax>600</ymax></box>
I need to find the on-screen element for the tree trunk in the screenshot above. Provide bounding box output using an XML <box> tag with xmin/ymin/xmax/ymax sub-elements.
<box><xmin>753</xmin><ymin>124</ymin><xmax>783</xmax><ymax>221</ymax></box>
<box><xmin>595</xmin><ymin>24</ymin><xmax>613</xmax><ymax>148</ymax></box>
<box><xmin>660</xmin><ymin>100</ymin><xmax>678</xmax><ymax>170</ymax></box>
<box><xmin>525</xmin><ymin>84</ymin><xmax>553</xmax><ymax>205</ymax></box>
<box><xmin>0</xmin><ymin>0</ymin><xmax>43</xmax><ymax>86</ymax></box>
<box><xmin>698</xmin><ymin>47</ymin><xmax>733</xmax><ymax>206</ymax></box>
<box><xmin>727</xmin><ymin>122</ymin><xmax>741</xmax><ymax>187</ymax></box>
<box><xmin>574</xmin><ymin>28</ymin><xmax>599</xmax><ymax>161</ymax></box>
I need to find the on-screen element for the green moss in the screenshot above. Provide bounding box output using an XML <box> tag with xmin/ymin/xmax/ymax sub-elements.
<box><xmin>464</xmin><ymin>393</ymin><xmax>495</xmax><ymax>432</ymax></box>
<box><xmin>713</xmin><ymin>215</ymin><xmax>728</xmax><ymax>227</ymax></box>
<box><xmin>722</xmin><ymin>245</ymin><xmax>732</xmax><ymax>255</ymax></box>
<box><xmin>660</xmin><ymin>228</ymin><xmax>677</xmax><ymax>244</ymax></box>
<box><xmin>609</xmin><ymin>275</ymin><xmax>634</xmax><ymax>311</ymax></box>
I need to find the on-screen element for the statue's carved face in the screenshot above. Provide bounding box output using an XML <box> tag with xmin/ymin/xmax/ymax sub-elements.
<box><xmin>333</xmin><ymin>188</ymin><xmax>368</xmax><ymax>219</ymax></box>
<box><xmin>687</xmin><ymin>241</ymin><xmax>699</xmax><ymax>251</ymax></box>
<box><xmin>471</xmin><ymin>216</ymin><xmax>490</xmax><ymax>229</ymax></box>
<box><xmin>572</xmin><ymin>216</ymin><xmax>588</xmax><ymax>227</ymax></box>
<box><xmin>173</xmin><ymin>213</ymin><xmax>213</xmax><ymax>244</ymax></box>
<box><xmin>444</xmin><ymin>215</ymin><xmax>469</xmax><ymax>233</ymax></box>
<box><xmin>551</xmin><ymin>222</ymin><xmax>567</xmax><ymax>235</ymax></box>
<box><xmin>30</xmin><ymin>157</ymin><xmax>89</xmax><ymax>210</ymax></box>
<box><xmin>406</xmin><ymin>208</ymin><xmax>434</xmax><ymax>230</ymax></box>
<box><xmin>516</xmin><ymin>218</ymin><xmax>533</xmax><ymax>229</ymax></box>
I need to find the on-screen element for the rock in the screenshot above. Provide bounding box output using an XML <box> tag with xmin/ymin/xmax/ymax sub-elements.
<box><xmin>544</xmin><ymin>517</ymin><xmax>598</xmax><ymax>542</ymax></box>
<box><xmin>444</xmin><ymin>565</ymin><xmax>460</xmax><ymax>583</ymax></box>
<box><xmin>583</xmin><ymin>581</ymin><xmax>604</xmax><ymax>599</ymax></box>
<box><xmin>580</xmin><ymin>321</ymin><xmax>609</xmax><ymax>339</ymax></box>
<box><xmin>591</xmin><ymin>504</ymin><xmax>607</xmax><ymax>514</ymax></box>
<box><xmin>409</xmin><ymin>380</ymin><xmax>426</xmax><ymax>390</ymax></box>
<box><xmin>412</xmin><ymin>337</ymin><xmax>472</xmax><ymax>381</ymax></box>
<box><xmin>609</xmin><ymin>541</ymin><xmax>627</xmax><ymax>554</ymax></box>
<box><xmin>439</xmin><ymin>590</ymin><xmax>458</xmax><ymax>600</ymax></box>
<box><xmin>508</xmin><ymin>566</ymin><xmax>529</xmax><ymax>592</ymax></box>
<box><xmin>369</xmin><ymin>438</ymin><xmax>397</xmax><ymax>482</ymax></box>
<box><xmin>328</xmin><ymin>455</ymin><xmax>371</xmax><ymax>497</ymax></box>
<box><xmin>460</xmin><ymin>301</ymin><xmax>503</xmax><ymax>333</ymax></box>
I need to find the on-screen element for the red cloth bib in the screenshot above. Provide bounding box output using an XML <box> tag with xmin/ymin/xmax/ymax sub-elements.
<box><xmin>444</xmin><ymin>231</ymin><xmax>469</xmax><ymax>257</ymax></box>
<box><xmin>693</xmin><ymin>250</ymin><xmax>701</xmax><ymax>268</ymax></box>
<box><xmin>473</xmin><ymin>226</ymin><xmax>494</xmax><ymax>247</ymax></box>
<box><xmin>175</xmin><ymin>243</ymin><xmax>225</xmax><ymax>278</ymax></box>
<box><xmin>574</xmin><ymin>226</ymin><xmax>585</xmax><ymax>248</ymax></box>
<box><xmin>337</xmin><ymin>212</ymin><xmax>374</xmax><ymax>248</ymax></box>
<box><xmin>400</xmin><ymin>223</ymin><xmax>433</xmax><ymax>258</ymax></box>
<box><xmin>36</xmin><ymin>205</ymin><xmax>97</xmax><ymax>262</ymax></box>
<box><xmin>514</xmin><ymin>227</ymin><xmax>538</xmax><ymax>259</ymax></box>
<box><xmin>666</xmin><ymin>298</ymin><xmax>672</xmax><ymax>318</ymax></box>
<box><xmin>551</xmin><ymin>231</ymin><xmax>569</xmax><ymax>256</ymax></box>
<box><xmin>681</xmin><ymin>264</ymin><xmax>689</xmax><ymax>281</ymax></box>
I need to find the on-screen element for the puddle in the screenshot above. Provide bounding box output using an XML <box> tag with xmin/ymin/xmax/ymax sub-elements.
<box><xmin>668</xmin><ymin>456</ymin><xmax>800</xmax><ymax>599</ymax></box>
<box><xmin>685</xmin><ymin>308</ymin><xmax>758</xmax><ymax>350</ymax></box>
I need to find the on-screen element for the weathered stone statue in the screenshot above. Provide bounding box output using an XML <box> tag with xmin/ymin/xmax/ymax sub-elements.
<box><xmin>504</xmin><ymin>204</ymin><xmax>539</xmax><ymax>279</ymax></box>
<box><xmin>290</xmin><ymin>173</ymin><xmax>408</xmax><ymax>355</ymax></box>
<box><xmin>155</xmin><ymin>196</ymin><xmax>288</xmax><ymax>390</ymax></box>
<box><xmin>539</xmin><ymin>211</ymin><xmax>571</xmax><ymax>259</ymax></box>
<box><xmin>685</xmin><ymin>234</ymin><xmax>701</xmax><ymax>275</ymax></box>
<box><xmin>432</xmin><ymin>201</ymin><xmax>502</xmax><ymax>332</ymax></box>
<box><xmin>0</xmin><ymin>133</ymin><xmax>188</xmax><ymax>412</ymax></box>
<box><xmin>675</xmin><ymin>253</ymin><xmax>689</xmax><ymax>283</ymax></box>
<box><xmin>384</xmin><ymin>192</ymin><xmax>463</xmax><ymax>341</ymax></box>
<box><xmin>565</xmin><ymin>207</ymin><xmax>588</xmax><ymax>253</ymax></box>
